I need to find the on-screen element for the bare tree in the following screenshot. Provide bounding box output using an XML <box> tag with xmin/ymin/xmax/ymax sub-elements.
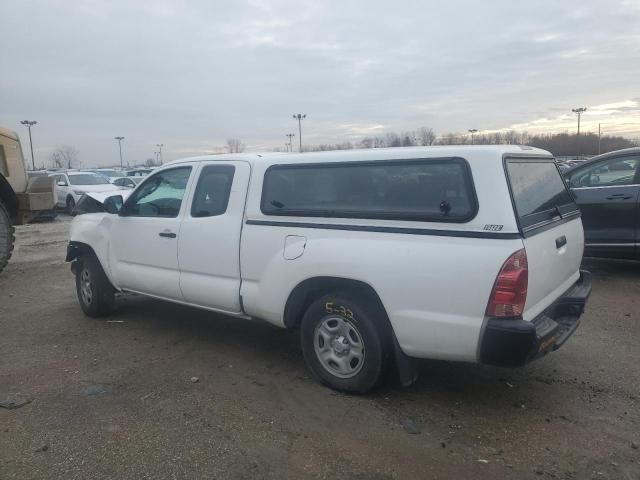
<box><xmin>359</xmin><ymin>137</ymin><xmax>374</xmax><ymax>149</ymax></box>
<box><xmin>226</xmin><ymin>138</ymin><xmax>245</xmax><ymax>154</ymax></box>
<box><xmin>503</xmin><ymin>130</ymin><xmax>520</xmax><ymax>145</ymax></box>
<box><xmin>50</xmin><ymin>151</ymin><xmax>64</xmax><ymax>169</ymax></box>
<box><xmin>400</xmin><ymin>133</ymin><xmax>416</xmax><ymax>147</ymax></box>
<box><xmin>385</xmin><ymin>133</ymin><xmax>401</xmax><ymax>147</ymax></box>
<box><xmin>416</xmin><ymin>127</ymin><xmax>436</xmax><ymax>146</ymax></box>
<box><xmin>50</xmin><ymin>145</ymin><xmax>78</xmax><ymax>169</ymax></box>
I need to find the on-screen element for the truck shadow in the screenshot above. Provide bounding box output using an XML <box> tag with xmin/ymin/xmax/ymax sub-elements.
<box><xmin>112</xmin><ymin>293</ymin><xmax>590</xmax><ymax>407</ymax></box>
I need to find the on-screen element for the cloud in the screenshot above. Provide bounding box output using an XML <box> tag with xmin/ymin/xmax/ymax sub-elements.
<box><xmin>0</xmin><ymin>0</ymin><xmax>639</xmax><ymax>167</ymax></box>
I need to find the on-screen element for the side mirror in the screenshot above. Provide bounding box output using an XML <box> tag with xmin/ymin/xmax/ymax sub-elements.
<box><xmin>57</xmin><ymin>181</ymin><xmax>67</xmax><ymax>187</ymax></box>
<box><xmin>104</xmin><ymin>195</ymin><xmax>124</xmax><ymax>214</ymax></box>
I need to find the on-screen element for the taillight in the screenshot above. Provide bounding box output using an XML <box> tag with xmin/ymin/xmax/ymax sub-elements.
<box><xmin>486</xmin><ymin>249</ymin><xmax>528</xmax><ymax>318</ymax></box>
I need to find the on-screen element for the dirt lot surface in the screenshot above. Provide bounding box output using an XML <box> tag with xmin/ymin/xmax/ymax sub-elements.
<box><xmin>1</xmin><ymin>216</ymin><xmax>639</xmax><ymax>479</ymax></box>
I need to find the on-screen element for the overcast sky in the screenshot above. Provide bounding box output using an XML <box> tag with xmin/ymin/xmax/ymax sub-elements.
<box><xmin>2</xmin><ymin>0</ymin><xmax>640</xmax><ymax>167</ymax></box>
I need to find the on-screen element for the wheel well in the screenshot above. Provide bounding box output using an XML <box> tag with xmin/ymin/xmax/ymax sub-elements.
<box><xmin>66</xmin><ymin>194</ymin><xmax>75</xmax><ymax>203</ymax></box>
<box><xmin>283</xmin><ymin>277</ymin><xmax>389</xmax><ymax>329</ymax></box>
<box><xmin>0</xmin><ymin>175</ymin><xmax>19</xmax><ymax>219</ymax></box>
<box><xmin>66</xmin><ymin>241</ymin><xmax>96</xmax><ymax>263</ymax></box>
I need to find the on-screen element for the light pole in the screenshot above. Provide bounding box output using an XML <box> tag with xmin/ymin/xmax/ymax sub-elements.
<box><xmin>285</xmin><ymin>133</ymin><xmax>295</xmax><ymax>152</ymax></box>
<box><xmin>20</xmin><ymin>120</ymin><xmax>37</xmax><ymax>170</ymax></box>
<box><xmin>598</xmin><ymin>123</ymin><xmax>604</xmax><ymax>155</ymax></box>
<box><xmin>468</xmin><ymin>129</ymin><xmax>478</xmax><ymax>144</ymax></box>
<box><xmin>572</xmin><ymin>107</ymin><xmax>587</xmax><ymax>135</ymax></box>
<box><xmin>292</xmin><ymin>114</ymin><xmax>306</xmax><ymax>152</ymax></box>
<box><xmin>156</xmin><ymin>143</ymin><xmax>164</xmax><ymax>164</ymax></box>
<box><xmin>114</xmin><ymin>136</ymin><xmax>125</xmax><ymax>169</ymax></box>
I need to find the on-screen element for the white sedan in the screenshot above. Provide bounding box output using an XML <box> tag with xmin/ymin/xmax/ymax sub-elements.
<box><xmin>111</xmin><ymin>176</ymin><xmax>144</xmax><ymax>189</ymax></box>
<box><xmin>50</xmin><ymin>172</ymin><xmax>126</xmax><ymax>214</ymax></box>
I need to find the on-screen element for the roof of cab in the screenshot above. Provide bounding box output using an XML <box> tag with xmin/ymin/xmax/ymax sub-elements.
<box><xmin>164</xmin><ymin>145</ymin><xmax>552</xmax><ymax>167</ymax></box>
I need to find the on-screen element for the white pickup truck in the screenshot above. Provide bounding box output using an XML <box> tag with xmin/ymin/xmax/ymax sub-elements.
<box><xmin>67</xmin><ymin>146</ymin><xmax>591</xmax><ymax>393</ymax></box>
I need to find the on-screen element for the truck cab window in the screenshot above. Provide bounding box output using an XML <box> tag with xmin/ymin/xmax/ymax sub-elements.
<box><xmin>191</xmin><ymin>165</ymin><xmax>235</xmax><ymax>217</ymax></box>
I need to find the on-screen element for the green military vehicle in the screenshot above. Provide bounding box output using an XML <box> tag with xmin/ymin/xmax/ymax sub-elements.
<box><xmin>0</xmin><ymin>127</ymin><xmax>56</xmax><ymax>273</ymax></box>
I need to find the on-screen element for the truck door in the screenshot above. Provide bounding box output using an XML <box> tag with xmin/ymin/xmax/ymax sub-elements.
<box><xmin>109</xmin><ymin>165</ymin><xmax>194</xmax><ymax>300</ymax></box>
<box><xmin>178</xmin><ymin>161</ymin><xmax>250</xmax><ymax>314</ymax></box>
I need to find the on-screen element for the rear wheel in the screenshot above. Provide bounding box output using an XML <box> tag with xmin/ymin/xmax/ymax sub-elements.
<box><xmin>300</xmin><ymin>292</ymin><xmax>388</xmax><ymax>394</ymax></box>
<box><xmin>0</xmin><ymin>201</ymin><xmax>15</xmax><ymax>274</ymax></box>
<box><xmin>75</xmin><ymin>253</ymin><xmax>115</xmax><ymax>317</ymax></box>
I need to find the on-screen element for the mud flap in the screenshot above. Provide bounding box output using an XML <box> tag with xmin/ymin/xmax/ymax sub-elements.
<box><xmin>393</xmin><ymin>335</ymin><xmax>419</xmax><ymax>387</ymax></box>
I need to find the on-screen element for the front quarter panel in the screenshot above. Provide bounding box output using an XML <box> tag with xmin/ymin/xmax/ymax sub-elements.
<box><xmin>68</xmin><ymin>213</ymin><xmax>119</xmax><ymax>288</ymax></box>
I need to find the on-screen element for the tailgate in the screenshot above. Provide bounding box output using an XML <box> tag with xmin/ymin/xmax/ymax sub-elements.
<box><xmin>505</xmin><ymin>158</ymin><xmax>584</xmax><ymax>321</ymax></box>
<box><xmin>522</xmin><ymin>217</ymin><xmax>583</xmax><ymax>320</ymax></box>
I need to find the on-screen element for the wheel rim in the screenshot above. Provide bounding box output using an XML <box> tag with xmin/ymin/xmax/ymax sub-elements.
<box><xmin>80</xmin><ymin>268</ymin><xmax>93</xmax><ymax>305</ymax></box>
<box><xmin>313</xmin><ymin>315</ymin><xmax>365</xmax><ymax>379</ymax></box>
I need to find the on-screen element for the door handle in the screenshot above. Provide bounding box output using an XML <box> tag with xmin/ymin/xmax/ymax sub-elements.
<box><xmin>555</xmin><ymin>235</ymin><xmax>567</xmax><ymax>249</ymax></box>
<box><xmin>159</xmin><ymin>232</ymin><xmax>176</xmax><ymax>238</ymax></box>
<box><xmin>606</xmin><ymin>194</ymin><xmax>633</xmax><ymax>200</ymax></box>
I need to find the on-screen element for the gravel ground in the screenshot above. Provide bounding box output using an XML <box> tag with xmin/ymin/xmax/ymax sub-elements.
<box><xmin>1</xmin><ymin>216</ymin><xmax>639</xmax><ymax>479</ymax></box>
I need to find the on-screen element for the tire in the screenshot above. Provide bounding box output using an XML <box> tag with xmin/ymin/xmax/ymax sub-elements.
<box><xmin>300</xmin><ymin>291</ymin><xmax>389</xmax><ymax>394</ymax></box>
<box><xmin>0</xmin><ymin>201</ymin><xmax>15</xmax><ymax>274</ymax></box>
<box><xmin>66</xmin><ymin>196</ymin><xmax>76</xmax><ymax>216</ymax></box>
<box><xmin>75</xmin><ymin>253</ymin><xmax>116</xmax><ymax>317</ymax></box>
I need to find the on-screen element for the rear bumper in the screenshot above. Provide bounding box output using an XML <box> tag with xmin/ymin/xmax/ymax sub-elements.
<box><xmin>479</xmin><ymin>270</ymin><xmax>592</xmax><ymax>367</ymax></box>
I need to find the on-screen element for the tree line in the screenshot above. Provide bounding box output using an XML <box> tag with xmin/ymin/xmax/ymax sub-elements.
<box><xmin>293</xmin><ymin>128</ymin><xmax>637</xmax><ymax>157</ymax></box>
<box><xmin>44</xmin><ymin>128</ymin><xmax>638</xmax><ymax>170</ymax></box>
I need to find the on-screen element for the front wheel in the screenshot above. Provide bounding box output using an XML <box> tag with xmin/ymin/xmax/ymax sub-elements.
<box><xmin>66</xmin><ymin>196</ymin><xmax>76</xmax><ymax>215</ymax></box>
<box><xmin>75</xmin><ymin>253</ymin><xmax>115</xmax><ymax>317</ymax></box>
<box><xmin>300</xmin><ymin>292</ymin><xmax>388</xmax><ymax>394</ymax></box>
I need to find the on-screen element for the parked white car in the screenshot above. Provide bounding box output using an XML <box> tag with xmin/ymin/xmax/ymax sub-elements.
<box><xmin>50</xmin><ymin>172</ymin><xmax>125</xmax><ymax>214</ymax></box>
<box><xmin>112</xmin><ymin>176</ymin><xmax>143</xmax><ymax>189</ymax></box>
<box><xmin>66</xmin><ymin>146</ymin><xmax>591</xmax><ymax>393</ymax></box>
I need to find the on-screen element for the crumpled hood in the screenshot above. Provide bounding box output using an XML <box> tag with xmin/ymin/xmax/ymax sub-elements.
<box><xmin>83</xmin><ymin>190</ymin><xmax>131</xmax><ymax>204</ymax></box>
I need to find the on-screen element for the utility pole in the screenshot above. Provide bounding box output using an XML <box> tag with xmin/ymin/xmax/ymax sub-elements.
<box><xmin>292</xmin><ymin>114</ymin><xmax>306</xmax><ymax>152</ymax></box>
<box><xmin>572</xmin><ymin>108</ymin><xmax>587</xmax><ymax>157</ymax></box>
<box><xmin>156</xmin><ymin>143</ymin><xmax>164</xmax><ymax>164</ymax></box>
<box><xmin>285</xmin><ymin>133</ymin><xmax>295</xmax><ymax>152</ymax></box>
<box><xmin>572</xmin><ymin>107</ymin><xmax>587</xmax><ymax>135</ymax></box>
<box><xmin>114</xmin><ymin>136</ymin><xmax>125</xmax><ymax>169</ymax></box>
<box><xmin>598</xmin><ymin>123</ymin><xmax>602</xmax><ymax>155</ymax></box>
<box><xmin>468</xmin><ymin>129</ymin><xmax>478</xmax><ymax>144</ymax></box>
<box><xmin>20</xmin><ymin>120</ymin><xmax>37</xmax><ymax>170</ymax></box>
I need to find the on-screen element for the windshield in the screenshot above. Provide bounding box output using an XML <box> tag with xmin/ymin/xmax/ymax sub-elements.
<box><xmin>97</xmin><ymin>170</ymin><xmax>119</xmax><ymax>178</ymax></box>
<box><xmin>69</xmin><ymin>174</ymin><xmax>111</xmax><ymax>186</ymax></box>
<box><xmin>132</xmin><ymin>177</ymin><xmax>144</xmax><ymax>184</ymax></box>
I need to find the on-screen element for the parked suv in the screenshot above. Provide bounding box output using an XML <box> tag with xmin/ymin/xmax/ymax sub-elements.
<box><xmin>66</xmin><ymin>146</ymin><xmax>591</xmax><ymax>393</ymax></box>
<box><xmin>50</xmin><ymin>171</ymin><xmax>124</xmax><ymax>214</ymax></box>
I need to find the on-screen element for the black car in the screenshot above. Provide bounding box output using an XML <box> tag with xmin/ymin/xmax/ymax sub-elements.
<box><xmin>565</xmin><ymin>148</ymin><xmax>640</xmax><ymax>260</ymax></box>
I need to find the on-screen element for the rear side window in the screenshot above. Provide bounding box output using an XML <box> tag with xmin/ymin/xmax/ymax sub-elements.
<box><xmin>506</xmin><ymin>160</ymin><xmax>578</xmax><ymax>230</ymax></box>
<box><xmin>261</xmin><ymin>158</ymin><xmax>477</xmax><ymax>222</ymax></box>
<box><xmin>191</xmin><ymin>165</ymin><xmax>235</xmax><ymax>217</ymax></box>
